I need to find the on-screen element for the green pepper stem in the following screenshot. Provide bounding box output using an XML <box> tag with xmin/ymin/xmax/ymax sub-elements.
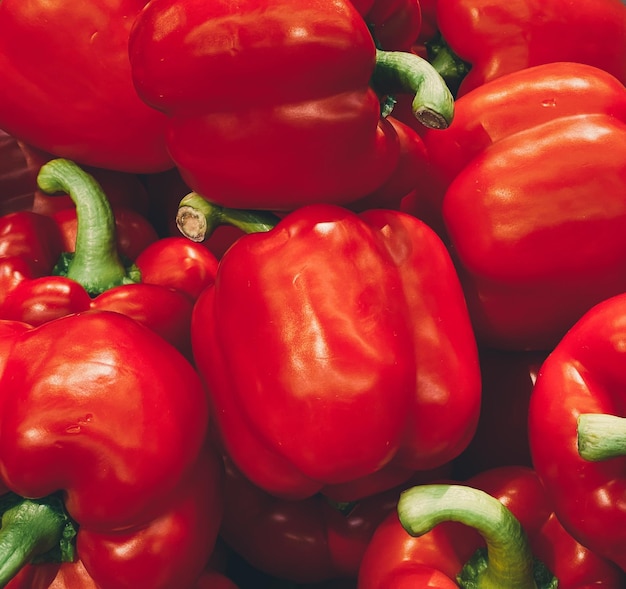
<box><xmin>577</xmin><ymin>413</ymin><xmax>626</xmax><ymax>461</ymax></box>
<box><xmin>0</xmin><ymin>494</ymin><xmax>76</xmax><ymax>587</ymax></box>
<box><xmin>398</xmin><ymin>484</ymin><xmax>549</xmax><ymax>589</ymax></box>
<box><xmin>425</xmin><ymin>32</ymin><xmax>471</xmax><ymax>98</ymax></box>
<box><xmin>176</xmin><ymin>192</ymin><xmax>281</xmax><ymax>242</ymax></box>
<box><xmin>36</xmin><ymin>158</ymin><xmax>139</xmax><ymax>296</ymax></box>
<box><xmin>374</xmin><ymin>49</ymin><xmax>455</xmax><ymax>129</ymax></box>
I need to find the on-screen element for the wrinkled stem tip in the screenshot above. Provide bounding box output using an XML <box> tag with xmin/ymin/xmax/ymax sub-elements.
<box><xmin>415</xmin><ymin>107</ymin><xmax>449</xmax><ymax>129</ymax></box>
<box><xmin>176</xmin><ymin>206</ymin><xmax>207</xmax><ymax>242</ymax></box>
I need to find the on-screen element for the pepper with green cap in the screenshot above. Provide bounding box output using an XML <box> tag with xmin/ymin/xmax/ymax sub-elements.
<box><xmin>0</xmin><ymin>158</ymin><xmax>219</xmax><ymax>361</ymax></box>
<box><xmin>357</xmin><ymin>465</ymin><xmax>625</xmax><ymax>588</ymax></box>
<box><xmin>180</xmin><ymin>196</ymin><xmax>480</xmax><ymax>501</ymax></box>
<box><xmin>0</xmin><ymin>311</ymin><xmax>223</xmax><ymax>588</ymax></box>
<box><xmin>529</xmin><ymin>292</ymin><xmax>626</xmax><ymax>573</ymax></box>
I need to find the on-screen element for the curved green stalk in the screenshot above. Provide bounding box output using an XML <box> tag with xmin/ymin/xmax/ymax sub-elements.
<box><xmin>176</xmin><ymin>192</ymin><xmax>281</xmax><ymax>242</ymax></box>
<box><xmin>37</xmin><ymin>158</ymin><xmax>140</xmax><ymax>296</ymax></box>
<box><xmin>374</xmin><ymin>49</ymin><xmax>455</xmax><ymax>129</ymax></box>
<box><xmin>398</xmin><ymin>484</ymin><xmax>557</xmax><ymax>589</ymax></box>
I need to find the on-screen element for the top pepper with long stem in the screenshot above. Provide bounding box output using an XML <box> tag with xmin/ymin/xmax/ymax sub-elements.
<box><xmin>128</xmin><ymin>0</ymin><xmax>453</xmax><ymax>211</ymax></box>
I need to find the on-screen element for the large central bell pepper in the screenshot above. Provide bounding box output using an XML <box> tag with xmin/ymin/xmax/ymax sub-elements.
<box><xmin>358</xmin><ymin>466</ymin><xmax>625</xmax><ymax>588</ymax></box>
<box><xmin>0</xmin><ymin>311</ymin><xmax>223</xmax><ymax>588</ymax></box>
<box><xmin>528</xmin><ymin>292</ymin><xmax>626</xmax><ymax>572</ymax></box>
<box><xmin>405</xmin><ymin>62</ymin><xmax>626</xmax><ymax>350</ymax></box>
<box><xmin>433</xmin><ymin>0</ymin><xmax>626</xmax><ymax>96</ymax></box>
<box><xmin>0</xmin><ymin>0</ymin><xmax>171</xmax><ymax>172</ymax></box>
<box><xmin>182</xmin><ymin>197</ymin><xmax>481</xmax><ymax>501</ymax></box>
<box><xmin>128</xmin><ymin>0</ymin><xmax>454</xmax><ymax>211</ymax></box>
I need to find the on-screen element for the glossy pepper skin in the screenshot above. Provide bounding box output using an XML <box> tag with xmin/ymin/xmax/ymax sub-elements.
<box><xmin>0</xmin><ymin>1</ymin><xmax>171</xmax><ymax>173</ymax></box>
<box><xmin>528</xmin><ymin>292</ymin><xmax>626</xmax><ymax>572</ymax></box>
<box><xmin>219</xmin><ymin>456</ymin><xmax>451</xmax><ymax>584</ymax></box>
<box><xmin>191</xmin><ymin>203</ymin><xmax>480</xmax><ymax>501</ymax></box>
<box><xmin>0</xmin><ymin>311</ymin><xmax>223</xmax><ymax>588</ymax></box>
<box><xmin>405</xmin><ymin>62</ymin><xmax>626</xmax><ymax>350</ymax></box>
<box><xmin>435</xmin><ymin>0</ymin><xmax>626</xmax><ymax>96</ymax></box>
<box><xmin>0</xmin><ymin>160</ymin><xmax>218</xmax><ymax>360</ymax></box>
<box><xmin>358</xmin><ymin>466</ymin><xmax>625</xmax><ymax>588</ymax></box>
<box><xmin>128</xmin><ymin>0</ymin><xmax>453</xmax><ymax>211</ymax></box>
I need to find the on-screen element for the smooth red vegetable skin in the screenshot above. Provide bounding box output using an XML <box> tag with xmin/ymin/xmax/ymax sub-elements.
<box><xmin>192</xmin><ymin>204</ymin><xmax>480</xmax><ymax>500</ymax></box>
<box><xmin>0</xmin><ymin>311</ymin><xmax>223</xmax><ymax>589</ymax></box>
<box><xmin>0</xmin><ymin>1</ymin><xmax>171</xmax><ymax>172</ymax></box>
<box><xmin>529</xmin><ymin>293</ymin><xmax>626</xmax><ymax>571</ymax></box>
<box><xmin>358</xmin><ymin>466</ymin><xmax>625</xmax><ymax>588</ymax></box>
<box><xmin>129</xmin><ymin>0</ymin><xmax>404</xmax><ymax>210</ymax></box>
<box><xmin>406</xmin><ymin>62</ymin><xmax>626</xmax><ymax>350</ymax></box>
<box><xmin>436</xmin><ymin>0</ymin><xmax>626</xmax><ymax>96</ymax></box>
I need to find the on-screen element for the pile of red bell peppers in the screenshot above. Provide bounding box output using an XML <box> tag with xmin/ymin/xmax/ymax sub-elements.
<box><xmin>0</xmin><ymin>0</ymin><xmax>625</xmax><ymax>587</ymax></box>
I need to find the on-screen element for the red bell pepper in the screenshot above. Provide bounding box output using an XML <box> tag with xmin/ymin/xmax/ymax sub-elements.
<box><xmin>0</xmin><ymin>311</ymin><xmax>223</xmax><ymax>588</ymax></box>
<box><xmin>433</xmin><ymin>0</ymin><xmax>626</xmax><ymax>96</ymax></box>
<box><xmin>181</xmin><ymin>197</ymin><xmax>480</xmax><ymax>501</ymax></box>
<box><xmin>403</xmin><ymin>62</ymin><xmax>626</xmax><ymax>350</ymax></box>
<box><xmin>0</xmin><ymin>159</ymin><xmax>218</xmax><ymax>360</ymax></box>
<box><xmin>219</xmin><ymin>456</ymin><xmax>451</xmax><ymax>584</ymax></box>
<box><xmin>128</xmin><ymin>0</ymin><xmax>454</xmax><ymax>211</ymax></box>
<box><xmin>528</xmin><ymin>292</ymin><xmax>626</xmax><ymax>572</ymax></box>
<box><xmin>348</xmin><ymin>115</ymin><xmax>431</xmax><ymax>213</ymax></box>
<box><xmin>358</xmin><ymin>466</ymin><xmax>625</xmax><ymax>588</ymax></box>
<box><xmin>0</xmin><ymin>0</ymin><xmax>171</xmax><ymax>173</ymax></box>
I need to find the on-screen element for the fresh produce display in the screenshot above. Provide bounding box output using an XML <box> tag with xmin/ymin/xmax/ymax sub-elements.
<box><xmin>0</xmin><ymin>0</ymin><xmax>625</xmax><ymax>587</ymax></box>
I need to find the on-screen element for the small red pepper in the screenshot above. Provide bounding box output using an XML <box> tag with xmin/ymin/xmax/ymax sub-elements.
<box><xmin>128</xmin><ymin>0</ymin><xmax>454</xmax><ymax>210</ymax></box>
<box><xmin>0</xmin><ymin>159</ymin><xmax>218</xmax><ymax>360</ymax></box>
<box><xmin>404</xmin><ymin>62</ymin><xmax>626</xmax><ymax>350</ymax></box>
<box><xmin>0</xmin><ymin>0</ymin><xmax>171</xmax><ymax>172</ymax></box>
<box><xmin>348</xmin><ymin>115</ymin><xmax>431</xmax><ymax>213</ymax></box>
<box><xmin>0</xmin><ymin>311</ymin><xmax>223</xmax><ymax>588</ymax></box>
<box><xmin>180</xmin><ymin>197</ymin><xmax>480</xmax><ymax>501</ymax></box>
<box><xmin>434</xmin><ymin>0</ymin><xmax>626</xmax><ymax>96</ymax></box>
<box><xmin>358</xmin><ymin>466</ymin><xmax>625</xmax><ymax>588</ymax></box>
<box><xmin>528</xmin><ymin>292</ymin><xmax>626</xmax><ymax>572</ymax></box>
